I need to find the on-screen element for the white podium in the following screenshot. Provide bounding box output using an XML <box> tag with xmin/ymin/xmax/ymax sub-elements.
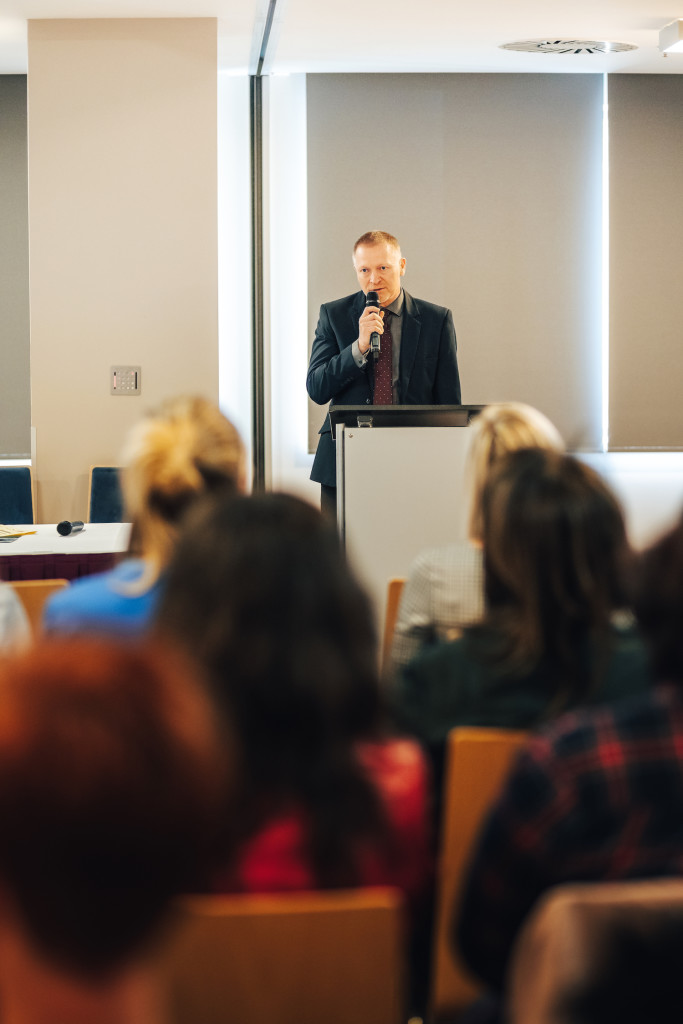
<box><xmin>332</xmin><ymin>405</ymin><xmax>483</xmax><ymax>628</ymax></box>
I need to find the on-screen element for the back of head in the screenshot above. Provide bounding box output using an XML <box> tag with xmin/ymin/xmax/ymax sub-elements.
<box><xmin>481</xmin><ymin>448</ymin><xmax>629</xmax><ymax>682</ymax></box>
<box><xmin>0</xmin><ymin>639</ymin><xmax>228</xmax><ymax>980</ymax></box>
<box><xmin>467</xmin><ymin>402</ymin><xmax>565</xmax><ymax>542</ymax></box>
<box><xmin>633</xmin><ymin>512</ymin><xmax>683</xmax><ymax>683</ymax></box>
<box><xmin>158</xmin><ymin>492</ymin><xmax>380</xmax><ymax>765</ymax></box>
<box><xmin>121</xmin><ymin>396</ymin><xmax>245</xmax><ymax>577</ymax></box>
<box><xmin>156</xmin><ymin>492</ymin><xmax>385</xmax><ymax>885</ymax></box>
<box><xmin>560</xmin><ymin>917</ymin><xmax>683</xmax><ymax>1024</ymax></box>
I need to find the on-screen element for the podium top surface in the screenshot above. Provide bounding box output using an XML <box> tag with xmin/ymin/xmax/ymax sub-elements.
<box><xmin>329</xmin><ymin>404</ymin><xmax>484</xmax><ymax>437</ymax></box>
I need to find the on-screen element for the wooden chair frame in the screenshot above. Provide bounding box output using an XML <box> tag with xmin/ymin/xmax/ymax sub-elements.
<box><xmin>158</xmin><ymin>887</ymin><xmax>405</xmax><ymax>1024</ymax></box>
<box><xmin>382</xmin><ymin>577</ymin><xmax>406</xmax><ymax>672</ymax></box>
<box><xmin>10</xmin><ymin>578</ymin><xmax>69</xmax><ymax>637</ymax></box>
<box><xmin>429</xmin><ymin>727</ymin><xmax>527</xmax><ymax>1020</ymax></box>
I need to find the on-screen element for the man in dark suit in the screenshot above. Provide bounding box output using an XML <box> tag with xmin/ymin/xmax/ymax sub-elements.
<box><xmin>306</xmin><ymin>230</ymin><xmax>462</xmax><ymax>514</ymax></box>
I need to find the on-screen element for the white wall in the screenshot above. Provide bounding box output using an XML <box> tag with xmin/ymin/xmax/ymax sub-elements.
<box><xmin>582</xmin><ymin>453</ymin><xmax>683</xmax><ymax>550</ymax></box>
<box><xmin>266</xmin><ymin>73</ymin><xmax>317</xmax><ymax>503</ymax></box>
<box><xmin>28</xmin><ymin>19</ymin><xmax>219</xmax><ymax>522</ymax></box>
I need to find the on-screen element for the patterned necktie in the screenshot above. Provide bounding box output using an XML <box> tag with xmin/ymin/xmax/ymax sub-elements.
<box><xmin>373</xmin><ymin>310</ymin><xmax>394</xmax><ymax>405</ymax></box>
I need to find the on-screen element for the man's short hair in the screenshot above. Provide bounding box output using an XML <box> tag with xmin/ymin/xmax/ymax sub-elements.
<box><xmin>0</xmin><ymin>639</ymin><xmax>229</xmax><ymax>980</ymax></box>
<box><xmin>353</xmin><ymin>230</ymin><xmax>401</xmax><ymax>254</ymax></box>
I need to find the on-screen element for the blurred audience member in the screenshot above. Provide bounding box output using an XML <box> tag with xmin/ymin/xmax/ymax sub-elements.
<box><xmin>156</xmin><ymin>492</ymin><xmax>431</xmax><ymax>906</ymax></box>
<box><xmin>456</xmin><ymin>509</ymin><xmax>683</xmax><ymax>995</ymax></box>
<box><xmin>43</xmin><ymin>396</ymin><xmax>245</xmax><ymax>637</ymax></box>
<box><xmin>391</xmin><ymin>402</ymin><xmax>564</xmax><ymax>669</ymax></box>
<box><xmin>0</xmin><ymin>638</ymin><xmax>229</xmax><ymax>1024</ymax></box>
<box><xmin>394</xmin><ymin>449</ymin><xmax>650</xmax><ymax>783</ymax></box>
<box><xmin>559</xmin><ymin>917</ymin><xmax>683</xmax><ymax>1024</ymax></box>
<box><xmin>0</xmin><ymin>584</ymin><xmax>29</xmax><ymax>651</ymax></box>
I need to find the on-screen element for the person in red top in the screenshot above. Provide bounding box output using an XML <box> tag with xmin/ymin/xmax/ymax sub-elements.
<box><xmin>155</xmin><ymin>492</ymin><xmax>431</xmax><ymax>909</ymax></box>
<box><xmin>228</xmin><ymin>739</ymin><xmax>429</xmax><ymax>900</ymax></box>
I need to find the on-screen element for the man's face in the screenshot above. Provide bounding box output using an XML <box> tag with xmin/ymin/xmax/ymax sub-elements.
<box><xmin>353</xmin><ymin>243</ymin><xmax>406</xmax><ymax>307</ymax></box>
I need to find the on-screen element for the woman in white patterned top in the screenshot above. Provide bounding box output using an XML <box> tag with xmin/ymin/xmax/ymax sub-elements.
<box><xmin>390</xmin><ymin>402</ymin><xmax>565</xmax><ymax>670</ymax></box>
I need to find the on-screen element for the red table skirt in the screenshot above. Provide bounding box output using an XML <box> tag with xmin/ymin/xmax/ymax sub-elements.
<box><xmin>0</xmin><ymin>552</ymin><xmax>118</xmax><ymax>582</ymax></box>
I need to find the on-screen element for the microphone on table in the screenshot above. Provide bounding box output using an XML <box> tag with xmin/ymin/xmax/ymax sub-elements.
<box><xmin>57</xmin><ymin>520</ymin><xmax>85</xmax><ymax>536</ymax></box>
<box><xmin>366</xmin><ymin>290</ymin><xmax>381</xmax><ymax>363</ymax></box>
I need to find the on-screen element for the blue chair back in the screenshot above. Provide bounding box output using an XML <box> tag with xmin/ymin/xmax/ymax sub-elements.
<box><xmin>0</xmin><ymin>467</ymin><xmax>34</xmax><ymax>524</ymax></box>
<box><xmin>89</xmin><ymin>467</ymin><xmax>124</xmax><ymax>523</ymax></box>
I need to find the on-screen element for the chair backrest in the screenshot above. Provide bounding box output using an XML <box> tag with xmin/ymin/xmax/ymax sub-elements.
<box><xmin>158</xmin><ymin>888</ymin><xmax>405</xmax><ymax>1024</ymax></box>
<box><xmin>0</xmin><ymin>467</ymin><xmax>34</xmax><ymax>525</ymax></box>
<box><xmin>508</xmin><ymin>879</ymin><xmax>683</xmax><ymax>1024</ymax></box>
<box><xmin>88</xmin><ymin>466</ymin><xmax>124</xmax><ymax>523</ymax></box>
<box><xmin>382</xmin><ymin>577</ymin><xmax>405</xmax><ymax>671</ymax></box>
<box><xmin>11</xmin><ymin>579</ymin><xmax>69</xmax><ymax>637</ymax></box>
<box><xmin>430</xmin><ymin>727</ymin><xmax>527</xmax><ymax>1018</ymax></box>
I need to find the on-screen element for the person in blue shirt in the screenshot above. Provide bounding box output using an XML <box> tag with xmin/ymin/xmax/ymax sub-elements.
<box><xmin>43</xmin><ymin>395</ymin><xmax>245</xmax><ymax>638</ymax></box>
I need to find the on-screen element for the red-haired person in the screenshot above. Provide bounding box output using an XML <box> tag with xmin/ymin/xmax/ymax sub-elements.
<box><xmin>0</xmin><ymin>639</ymin><xmax>229</xmax><ymax>1024</ymax></box>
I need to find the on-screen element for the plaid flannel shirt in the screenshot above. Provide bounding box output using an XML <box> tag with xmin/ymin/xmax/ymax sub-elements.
<box><xmin>456</xmin><ymin>683</ymin><xmax>683</xmax><ymax>992</ymax></box>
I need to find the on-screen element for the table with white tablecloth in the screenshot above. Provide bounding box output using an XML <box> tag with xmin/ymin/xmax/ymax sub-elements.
<box><xmin>0</xmin><ymin>523</ymin><xmax>132</xmax><ymax>580</ymax></box>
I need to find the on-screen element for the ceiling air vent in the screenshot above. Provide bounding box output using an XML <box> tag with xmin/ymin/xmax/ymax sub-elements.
<box><xmin>500</xmin><ymin>39</ymin><xmax>637</xmax><ymax>55</ymax></box>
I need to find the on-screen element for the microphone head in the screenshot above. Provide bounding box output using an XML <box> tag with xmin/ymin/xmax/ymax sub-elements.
<box><xmin>56</xmin><ymin>521</ymin><xmax>84</xmax><ymax>536</ymax></box>
<box><xmin>365</xmin><ymin>290</ymin><xmax>379</xmax><ymax>307</ymax></box>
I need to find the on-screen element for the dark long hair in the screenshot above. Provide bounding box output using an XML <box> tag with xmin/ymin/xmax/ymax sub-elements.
<box><xmin>633</xmin><ymin>511</ymin><xmax>683</xmax><ymax>683</ymax></box>
<box><xmin>156</xmin><ymin>492</ymin><xmax>389</xmax><ymax>887</ymax></box>
<box><xmin>473</xmin><ymin>448</ymin><xmax>631</xmax><ymax>704</ymax></box>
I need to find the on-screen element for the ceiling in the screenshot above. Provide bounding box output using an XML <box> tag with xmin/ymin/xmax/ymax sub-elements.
<box><xmin>1</xmin><ymin>0</ymin><xmax>682</xmax><ymax>75</ymax></box>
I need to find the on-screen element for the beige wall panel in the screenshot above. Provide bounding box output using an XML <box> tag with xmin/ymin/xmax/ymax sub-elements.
<box><xmin>609</xmin><ymin>76</ymin><xmax>683</xmax><ymax>450</ymax></box>
<box><xmin>28</xmin><ymin>19</ymin><xmax>218</xmax><ymax>521</ymax></box>
<box><xmin>307</xmin><ymin>74</ymin><xmax>603</xmax><ymax>453</ymax></box>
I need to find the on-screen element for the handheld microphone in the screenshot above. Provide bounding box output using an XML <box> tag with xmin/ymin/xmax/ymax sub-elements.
<box><xmin>365</xmin><ymin>290</ymin><xmax>381</xmax><ymax>363</ymax></box>
<box><xmin>57</xmin><ymin>520</ymin><xmax>85</xmax><ymax>537</ymax></box>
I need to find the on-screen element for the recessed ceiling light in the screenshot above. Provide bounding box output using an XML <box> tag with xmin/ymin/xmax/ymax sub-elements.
<box><xmin>500</xmin><ymin>39</ymin><xmax>638</xmax><ymax>55</ymax></box>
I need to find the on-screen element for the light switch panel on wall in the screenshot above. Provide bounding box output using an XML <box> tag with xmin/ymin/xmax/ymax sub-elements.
<box><xmin>110</xmin><ymin>366</ymin><xmax>141</xmax><ymax>396</ymax></box>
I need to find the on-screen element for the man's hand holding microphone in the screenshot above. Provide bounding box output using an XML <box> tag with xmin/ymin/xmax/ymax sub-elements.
<box><xmin>357</xmin><ymin>290</ymin><xmax>384</xmax><ymax>362</ymax></box>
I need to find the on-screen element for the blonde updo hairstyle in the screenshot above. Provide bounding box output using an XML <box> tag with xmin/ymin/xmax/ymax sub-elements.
<box><xmin>467</xmin><ymin>402</ymin><xmax>565</xmax><ymax>543</ymax></box>
<box><xmin>121</xmin><ymin>396</ymin><xmax>245</xmax><ymax>583</ymax></box>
